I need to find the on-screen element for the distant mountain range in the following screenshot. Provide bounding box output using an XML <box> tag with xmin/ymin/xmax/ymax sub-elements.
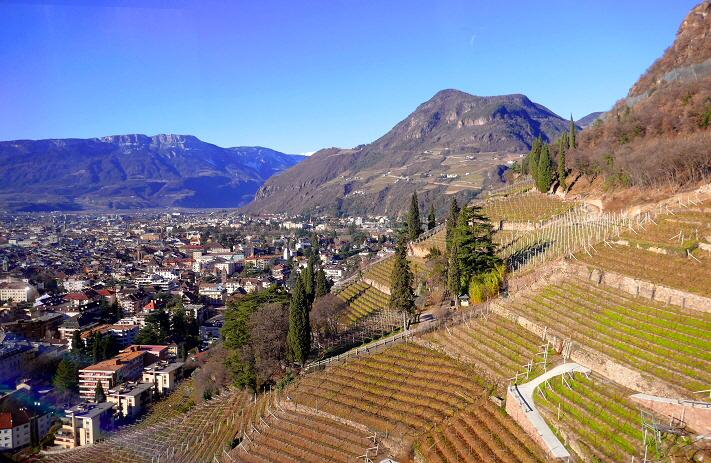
<box><xmin>0</xmin><ymin>134</ymin><xmax>305</xmax><ymax>211</ymax></box>
<box><xmin>242</xmin><ymin>90</ymin><xmax>579</xmax><ymax>216</ymax></box>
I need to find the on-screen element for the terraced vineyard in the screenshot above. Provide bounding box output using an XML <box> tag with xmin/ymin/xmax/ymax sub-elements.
<box><xmin>43</xmin><ymin>386</ymin><xmax>254</xmax><ymax>463</ymax></box>
<box><xmin>229</xmin><ymin>407</ymin><xmax>374</xmax><ymax>463</ymax></box>
<box><xmin>534</xmin><ymin>372</ymin><xmax>647</xmax><ymax>463</ymax></box>
<box><xmin>421</xmin><ymin>399</ymin><xmax>547</xmax><ymax>463</ymax></box>
<box><xmin>425</xmin><ymin>313</ymin><xmax>558</xmax><ymax>395</ymax></box>
<box><xmin>481</xmin><ymin>195</ymin><xmax>575</xmax><ymax>224</ymax></box>
<box><xmin>617</xmin><ymin>204</ymin><xmax>711</xmax><ymax>250</ymax></box>
<box><xmin>578</xmin><ymin>243</ymin><xmax>711</xmax><ymax>297</ymax></box>
<box><xmin>506</xmin><ymin>277</ymin><xmax>711</xmax><ymax>392</ymax></box>
<box><xmin>335</xmin><ymin>281</ymin><xmax>390</xmax><ymax>323</ymax></box>
<box><xmin>290</xmin><ymin>342</ymin><xmax>486</xmax><ymax>436</ymax></box>
<box><xmin>415</xmin><ymin>228</ymin><xmax>447</xmax><ymax>254</ymax></box>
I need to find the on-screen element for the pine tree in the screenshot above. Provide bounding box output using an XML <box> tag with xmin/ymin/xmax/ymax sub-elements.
<box><xmin>537</xmin><ymin>144</ymin><xmax>554</xmax><ymax>193</ymax></box>
<box><xmin>427</xmin><ymin>204</ymin><xmax>436</xmax><ymax>230</ymax></box>
<box><xmin>569</xmin><ymin>116</ymin><xmax>576</xmax><ymax>149</ymax></box>
<box><xmin>53</xmin><ymin>357</ymin><xmax>79</xmax><ymax>394</ymax></box>
<box><xmin>407</xmin><ymin>191</ymin><xmax>422</xmax><ymax>241</ymax></box>
<box><xmin>454</xmin><ymin>206</ymin><xmax>500</xmax><ymax>285</ymax></box>
<box><xmin>94</xmin><ymin>380</ymin><xmax>106</xmax><ymax>403</ymax></box>
<box><xmin>389</xmin><ymin>236</ymin><xmax>415</xmax><ymax>316</ymax></box>
<box><xmin>288</xmin><ymin>275</ymin><xmax>311</xmax><ymax>365</ymax></box>
<box><xmin>558</xmin><ymin>137</ymin><xmax>567</xmax><ymax>191</ymax></box>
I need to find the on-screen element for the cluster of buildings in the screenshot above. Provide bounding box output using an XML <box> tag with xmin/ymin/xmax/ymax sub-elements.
<box><xmin>0</xmin><ymin>210</ymin><xmax>399</xmax><ymax>456</ymax></box>
<box><xmin>53</xmin><ymin>344</ymin><xmax>184</xmax><ymax>449</ymax></box>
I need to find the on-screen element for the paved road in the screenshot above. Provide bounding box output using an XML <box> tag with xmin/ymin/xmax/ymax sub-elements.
<box><xmin>511</xmin><ymin>362</ymin><xmax>591</xmax><ymax>460</ymax></box>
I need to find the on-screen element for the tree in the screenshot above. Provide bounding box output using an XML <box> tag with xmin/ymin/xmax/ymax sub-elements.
<box><xmin>389</xmin><ymin>236</ymin><xmax>416</xmax><ymax>317</ymax></box>
<box><xmin>94</xmin><ymin>380</ymin><xmax>106</xmax><ymax>403</ymax></box>
<box><xmin>445</xmin><ymin>198</ymin><xmax>460</xmax><ymax>255</ymax></box>
<box><xmin>311</xmin><ymin>294</ymin><xmax>347</xmax><ymax>339</ymax></box>
<box><xmin>569</xmin><ymin>115</ymin><xmax>576</xmax><ymax>149</ymax></box>
<box><xmin>110</xmin><ymin>300</ymin><xmax>122</xmax><ymax>322</ymax></box>
<box><xmin>71</xmin><ymin>330</ymin><xmax>84</xmax><ymax>354</ymax></box>
<box><xmin>53</xmin><ymin>357</ymin><xmax>79</xmax><ymax>395</ymax></box>
<box><xmin>314</xmin><ymin>268</ymin><xmax>330</xmax><ymax>299</ymax></box>
<box><xmin>558</xmin><ymin>137</ymin><xmax>567</xmax><ymax>191</ymax></box>
<box><xmin>447</xmin><ymin>239</ymin><xmax>461</xmax><ymax>296</ymax></box>
<box><xmin>247</xmin><ymin>303</ymin><xmax>289</xmax><ymax>389</ymax></box>
<box><xmin>527</xmin><ymin>137</ymin><xmax>543</xmax><ymax>181</ymax></box>
<box><xmin>407</xmin><ymin>191</ymin><xmax>422</xmax><ymax>241</ymax></box>
<box><xmin>536</xmin><ymin>144</ymin><xmax>554</xmax><ymax>193</ymax></box>
<box><xmin>454</xmin><ymin>206</ymin><xmax>500</xmax><ymax>282</ymax></box>
<box><xmin>288</xmin><ymin>276</ymin><xmax>311</xmax><ymax>365</ymax></box>
<box><xmin>427</xmin><ymin>204</ymin><xmax>436</xmax><ymax>230</ymax></box>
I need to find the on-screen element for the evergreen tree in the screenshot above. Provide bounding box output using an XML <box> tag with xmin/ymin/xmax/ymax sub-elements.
<box><xmin>53</xmin><ymin>357</ymin><xmax>79</xmax><ymax>395</ymax></box>
<box><xmin>288</xmin><ymin>275</ymin><xmax>311</xmax><ymax>365</ymax></box>
<box><xmin>407</xmin><ymin>191</ymin><xmax>422</xmax><ymax>241</ymax></box>
<box><xmin>303</xmin><ymin>253</ymin><xmax>317</xmax><ymax>302</ymax></box>
<box><xmin>427</xmin><ymin>204</ymin><xmax>436</xmax><ymax>230</ymax></box>
<box><xmin>389</xmin><ymin>236</ymin><xmax>416</xmax><ymax>317</ymax></box>
<box><xmin>453</xmin><ymin>206</ymin><xmax>501</xmax><ymax>285</ymax></box>
<box><xmin>314</xmin><ymin>268</ymin><xmax>330</xmax><ymax>298</ymax></box>
<box><xmin>558</xmin><ymin>137</ymin><xmax>567</xmax><ymax>191</ymax></box>
<box><xmin>536</xmin><ymin>144</ymin><xmax>554</xmax><ymax>193</ymax></box>
<box><xmin>110</xmin><ymin>300</ymin><xmax>122</xmax><ymax>323</ymax></box>
<box><xmin>447</xmin><ymin>239</ymin><xmax>461</xmax><ymax>297</ymax></box>
<box><xmin>569</xmin><ymin>115</ymin><xmax>576</xmax><ymax>149</ymax></box>
<box><xmin>71</xmin><ymin>330</ymin><xmax>84</xmax><ymax>353</ymax></box>
<box><xmin>445</xmin><ymin>198</ymin><xmax>460</xmax><ymax>255</ymax></box>
<box><xmin>94</xmin><ymin>380</ymin><xmax>106</xmax><ymax>403</ymax></box>
<box><xmin>91</xmin><ymin>333</ymin><xmax>100</xmax><ymax>364</ymax></box>
<box><xmin>181</xmin><ymin>342</ymin><xmax>188</xmax><ymax>361</ymax></box>
<box><xmin>527</xmin><ymin>137</ymin><xmax>543</xmax><ymax>182</ymax></box>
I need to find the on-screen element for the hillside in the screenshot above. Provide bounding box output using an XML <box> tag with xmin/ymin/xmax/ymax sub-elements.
<box><xmin>567</xmin><ymin>1</ymin><xmax>711</xmax><ymax>200</ymax></box>
<box><xmin>0</xmin><ymin>135</ymin><xmax>304</xmax><ymax>211</ymax></box>
<box><xmin>241</xmin><ymin>89</ymin><xmax>575</xmax><ymax>217</ymax></box>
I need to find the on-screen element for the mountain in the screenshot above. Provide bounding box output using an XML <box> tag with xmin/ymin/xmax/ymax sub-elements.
<box><xmin>576</xmin><ymin>112</ymin><xmax>603</xmax><ymax>128</ymax></box>
<box><xmin>568</xmin><ymin>1</ymin><xmax>711</xmax><ymax>194</ymax></box>
<box><xmin>0</xmin><ymin>134</ymin><xmax>304</xmax><ymax>211</ymax></box>
<box><xmin>242</xmin><ymin>89</ymin><xmax>575</xmax><ymax>216</ymax></box>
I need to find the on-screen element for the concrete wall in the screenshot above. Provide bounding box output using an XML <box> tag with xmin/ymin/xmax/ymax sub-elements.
<box><xmin>630</xmin><ymin>396</ymin><xmax>711</xmax><ymax>436</ymax></box>
<box><xmin>505</xmin><ymin>388</ymin><xmax>555</xmax><ymax>460</ymax></box>
<box><xmin>562</xmin><ymin>260</ymin><xmax>711</xmax><ymax>313</ymax></box>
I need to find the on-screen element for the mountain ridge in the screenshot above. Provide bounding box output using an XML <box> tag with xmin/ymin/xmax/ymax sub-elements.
<box><xmin>242</xmin><ymin>89</ymin><xmax>576</xmax><ymax>216</ymax></box>
<box><xmin>0</xmin><ymin>134</ymin><xmax>304</xmax><ymax>211</ymax></box>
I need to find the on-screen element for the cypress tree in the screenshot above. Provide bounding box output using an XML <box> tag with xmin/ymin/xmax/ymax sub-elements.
<box><xmin>407</xmin><ymin>191</ymin><xmax>422</xmax><ymax>241</ymax></box>
<box><xmin>71</xmin><ymin>330</ymin><xmax>84</xmax><ymax>353</ymax></box>
<box><xmin>314</xmin><ymin>268</ymin><xmax>330</xmax><ymax>298</ymax></box>
<box><xmin>537</xmin><ymin>144</ymin><xmax>554</xmax><ymax>193</ymax></box>
<box><xmin>445</xmin><ymin>198</ymin><xmax>460</xmax><ymax>255</ymax></box>
<box><xmin>288</xmin><ymin>275</ymin><xmax>311</xmax><ymax>365</ymax></box>
<box><xmin>427</xmin><ymin>204</ymin><xmax>436</xmax><ymax>230</ymax></box>
<box><xmin>95</xmin><ymin>380</ymin><xmax>106</xmax><ymax>403</ymax></box>
<box><xmin>558</xmin><ymin>137</ymin><xmax>567</xmax><ymax>191</ymax></box>
<box><xmin>569</xmin><ymin>116</ymin><xmax>576</xmax><ymax>149</ymax></box>
<box><xmin>447</xmin><ymin>240</ymin><xmax>461</xmax><ymax>297</ymax></box>
<box><xmin>389</xmin><ymin>236</ymin><xmax>416</xmax><ymax>316</ymax></box>
<box><xmin>303</xmin><ymin>254</ymin><xmax>317</xmax><ymax>302</ymax></box>
<box><xmin>528</xmin><ymin>137</ymin><xmax>543</xmax><ymax>183</ymax></box>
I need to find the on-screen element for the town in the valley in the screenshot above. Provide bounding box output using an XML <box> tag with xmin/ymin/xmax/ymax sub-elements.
<box><xmin>0</xmin><ymin>210</ymin><xmax>399</xmax><ymax>453</ymax></box>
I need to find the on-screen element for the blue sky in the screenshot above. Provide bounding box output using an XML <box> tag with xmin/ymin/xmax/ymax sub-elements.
<box><xmin>0</xmin><ymin>0</ymin><xmax>700</xmax><ymax>154</ymax></box>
